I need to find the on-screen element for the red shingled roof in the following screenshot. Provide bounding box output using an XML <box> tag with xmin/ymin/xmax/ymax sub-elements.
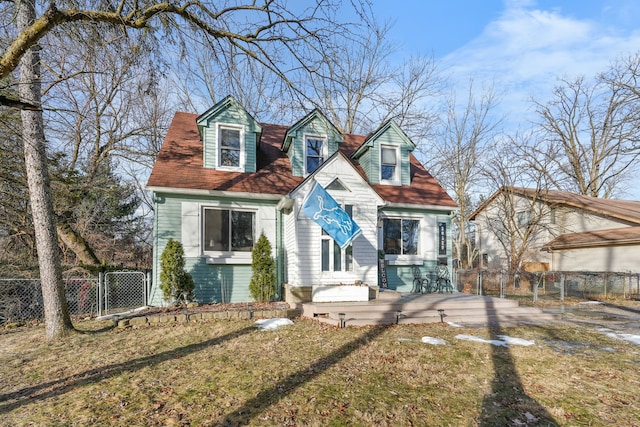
<box><xmin>147</xmin><ymin>111</ymin><xmax>457</xmax><ymax>208</ymax></box>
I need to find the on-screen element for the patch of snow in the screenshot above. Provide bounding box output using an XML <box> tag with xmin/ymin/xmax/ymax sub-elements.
<box><xmin>447</xmin><ymin>321</ymin><xmax>463</xmax><ymax>328</ymax></box>
<box><xmin>579</xmin><ymin>301</ymin><xmax>605</xmax><ymax>305</ymax></box>
<box><xmin>396</xmin><ymin>337</ymin><xmax>415</xmax><ymax>342</ymax></box>
<box><xmin>455</xmin><ymin>334</ymin><xmax>534</xmax><ymax>347</ymax></box>
<box><xmin>497</xmin><ymin>335</ymin><xmax>535</xmax><ymax>346</ymax></box>
<box><xmin>455</xmin><ymin>334</ymin><xmax>507</xmax><ymax>346</ymax></box>
<box><xmin>421</xmin><ymin>336</ymin><xmax>448</xmax><ymax>345</ymax></box>
<box><xmin>596</xmin><ymin>327</ymin><xmax>640</xmax><ymax>347</ymax></box>
<box><xmin>603</xmin><ymin>331</ymin><xmax>640</xmax><ymax>346</ymax></box>
<box><xmin>254</xmin><ymin>318</ymin><xmax>294</xmax><ymax>330</ymax></box>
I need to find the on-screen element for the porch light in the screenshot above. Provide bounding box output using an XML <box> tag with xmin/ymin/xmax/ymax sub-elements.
<box><xmin>395</xmin><ymin>310</ymin><xmax>402</xmax><ymax>324</ymax></box>
<box><xmin>338</xmin><ymin>312</ymin><xmax>346</xmax><ymax>328</ymax></box>
<box><xmin>438</xmin><ymin>309</ymin><xmax>447</xmax><ymax>323</ymax></box>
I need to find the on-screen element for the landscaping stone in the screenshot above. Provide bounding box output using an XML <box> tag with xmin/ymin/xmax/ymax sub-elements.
<box><xmin>129</xmin><ymin>317</ymin><xmax>148</xmax><ymax>327</ymax></box>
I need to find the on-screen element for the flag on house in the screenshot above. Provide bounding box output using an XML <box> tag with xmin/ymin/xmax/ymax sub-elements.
<box><xmin>302</xmin><ymin>181</ymin><xmax>362</xmax><ymax>249</ymax></box>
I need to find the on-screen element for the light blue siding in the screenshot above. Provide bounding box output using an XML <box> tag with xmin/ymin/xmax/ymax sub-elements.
<box><xmin>355</xmin><ymin>124</ymin><xmax>413</xmax><ymax>185</ymax></box>
<box><xmin>150</xmin><ymin>192</ymin><xmax>279</xmax><ymax>305</ymax></box>
<box><xmin>186</xmin><ymin>259</ymin><xmax>253</xmax><ymax>303</ymax></box>
<box><xmin>201</xmin><ymin>101</ymin><xmax>260</xmax><ymax>172</ymax></box>
<box><xmin>378</xmin><ymin>206</ymin><xmax>454</xmax><ymax>291</ymax></box>
<box><xmin>287</xmin><ymin>114</ymin><xmax>342</xmax><ymax>177</ymax></box>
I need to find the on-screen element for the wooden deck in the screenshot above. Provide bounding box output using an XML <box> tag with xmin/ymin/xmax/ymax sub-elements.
<box><xmin>302</xmin><ymin>291</ymin><xmax>560</xmax><ymax>327</ymax></box>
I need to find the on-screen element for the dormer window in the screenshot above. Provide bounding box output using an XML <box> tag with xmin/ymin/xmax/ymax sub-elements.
<box><xmin>306</xmin><ymin>136</ymin><xmax>326</xmax><ymax>174</ymax></box>
<box><xmin>381</xmin><ymin>145</ymin><xmax>399</xmax><ymax>184</ymax></box>
<box><xmin>218</xmin><ymin>125</ymin><xmax>244</xmax><ymax>170</ymax></box>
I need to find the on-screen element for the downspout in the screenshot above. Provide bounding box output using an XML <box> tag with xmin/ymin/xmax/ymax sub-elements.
<box><xmin>276</xmin><ymin>208</ymin><xmax>285</xmax><ymax>301</ymax></box>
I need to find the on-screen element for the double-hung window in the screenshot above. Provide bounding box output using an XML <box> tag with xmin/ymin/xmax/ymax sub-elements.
<box><xmin>383</xmin><ymin>218</ymin><xmax>419</xmax><ymax>255</ymax></box>
<box><xmin>203</xmin><ymin>208</ymin><xmax>254</xmax><ymax>252</ymax></box>
<box><xmin>306</xmin><ymin>136</ymin><xmax>326</xmax><ymax>174</ymax></box>
<box><xmin>321</xmin><ymin>205</ymin><xmax>354</xmax><ymax>272</ymax></box>
<box><xmin>380</xmin><ymin>145</ymin><xmax>399</xmax><ymax>184</ymax></box>
<box><xmin>218</xmin><ymin>126</ymin><xmax>242</xmax><ymax>169</ymax></box>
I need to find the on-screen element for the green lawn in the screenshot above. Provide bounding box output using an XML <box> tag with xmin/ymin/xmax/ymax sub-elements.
<box><xmin>1</xmin><ymin>317</ymin><xmax>639</xmax><ymax>426</ymax></box>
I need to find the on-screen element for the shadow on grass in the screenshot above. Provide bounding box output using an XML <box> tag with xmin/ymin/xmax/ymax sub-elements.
<box><xmin>478</xmin><ymin>297</ymin><xmax>558</xmax><ymax>426</ymax></box>
<box><xmin>217</xmin><ymin>324</ymin><xmax>390</xmax><ymax>426</ymax></box>
<box><xmin>0</xmin><ymin>325</ymin><xmax>254</xmax><ymax>414</ymax></box>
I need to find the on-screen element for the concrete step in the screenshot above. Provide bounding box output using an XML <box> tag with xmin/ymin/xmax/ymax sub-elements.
<box><xmin>302</xmin><ymin>296</ymin><xmax>520</xmax><ymax>318</ymax></box>
<box><xmin>302</xmin><ymin>293</ymin><xmax>561</xmax><ymax>327</ymax></box>
<box><xmin>314</xmin><ymin>312</ymin><xmax>561</xmax><ymax>327</ymax></box>
<box><xmin>309</xmin><ymin>306</ymin><xmax>547</xmax><ymax>321</ymax></box>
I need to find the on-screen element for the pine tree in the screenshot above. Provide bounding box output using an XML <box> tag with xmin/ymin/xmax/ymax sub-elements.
<box><xmin>160</xmin><ymin>239</ymin><xmax>194</xmax><ymax>305</ymax></box>
<box><xmin>249</xmin><ymin>233</ymin><xmax>276</xmax><ymax>302</ymax></box>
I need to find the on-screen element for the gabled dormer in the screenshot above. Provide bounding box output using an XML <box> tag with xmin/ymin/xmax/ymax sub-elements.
<box><xmin>281</xmin><ymin>109</ymin><xmax>343</xmax><ymax>177</ymax></box>
<box><xmin>351</xmin><ymin>120</ymin><xmax>415</xmax><ymax>186</ymax></box>
<box><xmin>196</xmin><ymin>96</ymin><xmax>262</xmax><ymax>173</ymax></box>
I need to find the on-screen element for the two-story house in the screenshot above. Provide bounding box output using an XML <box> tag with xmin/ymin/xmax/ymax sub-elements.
<box><xmin>470</xmin><ymin>186</ymin><xmax>640</xmax><ymax>273</ymax></box>
<box><xmin>146</xmin><ymin>96</ymin><xmax>458</xmax><ymax>305</ymax></box>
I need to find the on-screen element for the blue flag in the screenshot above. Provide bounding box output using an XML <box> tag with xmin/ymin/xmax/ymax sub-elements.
<box><xmin>302</xmin><ymin>181</ymin><xmax>362</xmax><ymax>249</ymax></box>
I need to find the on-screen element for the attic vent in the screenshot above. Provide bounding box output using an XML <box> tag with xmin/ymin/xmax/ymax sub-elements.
<box><xmin>326</xmin><ymin>178</ymin><xmax>350</xmax><ymax>192</ymax></box>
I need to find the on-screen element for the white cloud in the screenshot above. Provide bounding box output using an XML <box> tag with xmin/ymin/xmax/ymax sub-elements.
<box><xmin>442</xmin><ymin>1</ymin><xmax>640</xmax><ymax>130</ymax></box>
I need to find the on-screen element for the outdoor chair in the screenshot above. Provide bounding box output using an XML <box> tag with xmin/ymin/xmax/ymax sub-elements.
<box><xmin>435</xmin><ymin>265</ymin><xmax>453</xmax><ymax>293</ymax></box>
<box><xmin>411</xmin><ymin>266</ymin><xmax>432</xmax><ymax>293</ymax></box>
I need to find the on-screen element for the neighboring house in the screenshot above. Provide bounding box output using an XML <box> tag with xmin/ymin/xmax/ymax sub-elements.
<box><xmin>470</xmin><ymin>186</ymin><xmax>640</xmax><ymax>273</ymax></box>
<box><xmin>146</xmin><ymin>96</ymin><xmax>458</xmax><ymax>305</ymax></box>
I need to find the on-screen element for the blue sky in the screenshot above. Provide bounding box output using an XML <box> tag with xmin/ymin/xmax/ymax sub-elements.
<box><xmin>370</xmin><ymin>0</ymin><xmax>640</xmax><ymax>198</ymax></box>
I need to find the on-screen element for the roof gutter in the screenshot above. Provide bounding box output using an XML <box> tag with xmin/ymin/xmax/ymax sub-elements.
<box><xmin>381</xmin><ymin>202</ymin><xmax>458</xmax><ymax>213</ymax></box>
<box><xmin>543</xmin><ymin>237</ymin><xmax>640</xmax><ymax>252</ymax></box>
<box><xmin>146</xmin><ymin>186</ymin><xmax>284</xmax><ymax>201</ymax></box>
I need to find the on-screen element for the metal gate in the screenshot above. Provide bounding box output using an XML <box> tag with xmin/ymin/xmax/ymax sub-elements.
<box><xmin>101</xmin><ymin>271</ymin><xmax>148</xmax><ymax>316</ymax></box>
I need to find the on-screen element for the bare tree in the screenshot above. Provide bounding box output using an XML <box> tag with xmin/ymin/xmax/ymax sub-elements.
<box><xmin>477</xmin><ymin>137</ymin><xmax>554</xmax><ymax>272</ymax></box>
<box><xmin>299</xmin><ymin>19</ymin><xmax>442</xmax><ymax>136</ymax></box>
<box><xmin>427</xmin><ymin>81</ymin><xmax>502</xmax><ymax>268</ymax></box>
<box><xmin>3</xmin><ymin>0</ymin><xmax>363</xmax><ymax>340</ymax></box>
<box><xmin>531</xmin><ymin>71</ymin><xmax>640</xmax><ymax>198</ymax></box>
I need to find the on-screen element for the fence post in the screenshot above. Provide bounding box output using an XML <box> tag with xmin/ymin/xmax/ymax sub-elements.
<box><xmin>145</xmin><ymin>270</ymin><xmax>151</xmax><ymax>307</ymax></box>
<box><xmin>499</xmin><ymin>270</ymin><xmax>504</xmax><ymax>299</ymax></box>
<box><xmin>560</xmin><ymin>273</ymin><xmax>565</xmax><ymax>302</ymax></box>
<box><xmin>98</xmin><ymin>271</ymin><xmax>103</xmax><ymax>317</ymax></box>
<box><xmin>478</xmin><ymin>270</ymin><xmax>483</xmax><ymax>296</ymax></box>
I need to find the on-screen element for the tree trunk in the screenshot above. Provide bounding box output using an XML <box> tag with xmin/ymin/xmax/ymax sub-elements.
<box><xmin>18</xmin><ymin>0</ymin><xmax>74</xmax><ymax>339</ymax></box>
<box><xmin>57</xmin><ymin>223</ymin><xmax>101</xmax><ymax>265</ymax></box>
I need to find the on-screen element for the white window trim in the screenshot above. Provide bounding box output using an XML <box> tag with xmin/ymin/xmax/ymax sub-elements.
<box><xmin>201</xmin><ymin>206</ymin><xmax>256</xmax><ymax>263</ymax></box>
<box><xmin>380</xmin><ymin>144</ymin><xmax>400</xmax><ymax>185</ymax></box>
<box><xmin>304</xmin><ymin>134</ymin><xmax>328</xmax><ymax>175</ymax></box>
<box><xmin>320</xmin><ymin>203</ymin><xmax>355</xmax><ymax>275</ymax></box>
<box><xmin>217</xmin><ymin>123</ymin><xmax>245</xmax><ymax>171</ymax></box>
<box><xmin>381</xmin><ymin>215</ymin><xmax>422</xmax><ymax>260</ymax></box>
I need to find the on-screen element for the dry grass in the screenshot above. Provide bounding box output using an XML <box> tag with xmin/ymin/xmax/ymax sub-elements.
<box><xmin>1</xmin><ymin>318</ymin><xmax>639</xmax><ymax>426</ymax></box>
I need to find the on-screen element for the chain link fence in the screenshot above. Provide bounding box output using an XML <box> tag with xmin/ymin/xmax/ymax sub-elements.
<box><xmin>456</xmin><ymin>269</ymin><xmax>640</xmax><ymax>302</ymax></box>
<box><xmin>0</xmin><ymin>278</ymin><xmax>98</xmax><ymax>325</ymax></box>
<box><xmin>0</xmin><ymin>271</ymin><xmax>150</xmax><ymax>325</ymax></box>
<box><xmin>102</xmin><ymin>271</ymin><xmax>148</xmax><ymax>316</ymax></box>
